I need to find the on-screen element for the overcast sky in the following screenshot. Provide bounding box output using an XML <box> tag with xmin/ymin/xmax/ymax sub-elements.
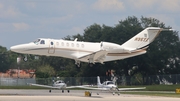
<box><xmin>1</xmin><ymin>0</ymin><xmax>180</xmax><ymax>50</ymax></box>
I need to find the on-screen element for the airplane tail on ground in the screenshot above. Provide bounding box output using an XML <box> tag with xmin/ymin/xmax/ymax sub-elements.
<box><xmin>121</xmin><ymin>27</ymin><xmax>162</xmax><ymax>50</ymax></box>
<box><xmin>97</xmin><ymin>76</ymin><xmax>102</xmax><ymax>88</ymax></box>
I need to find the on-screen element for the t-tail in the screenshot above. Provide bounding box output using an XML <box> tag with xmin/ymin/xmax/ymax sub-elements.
<box><xmin>121</xmin><ymin>27</ymin><xmax>162</xmax><ymax>50</ymax></box>
<box><xmin>97</xmin><ymin>76</ymin><xmax>102</xmax><ymax>88</ymax></box>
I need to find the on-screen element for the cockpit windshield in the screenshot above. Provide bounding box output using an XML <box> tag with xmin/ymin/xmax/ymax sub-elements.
<box><xmin>55</xmin><ymin>80</ymin><xmax>64</xmax><ymax>84</ymax></box>
<box><xmin>107</xmin><ymin>81</ymin><xmax>114</xmax><ymax>85</ymax></box>
<box><xmin>59</xmin><ymin>81</ymin><xmax>64</xmax><ymax>83</ymax></box>
<box><xmin>33</xmin><ymin>39</ymin><xmax>41</xmax><ymax>44</ymax></box>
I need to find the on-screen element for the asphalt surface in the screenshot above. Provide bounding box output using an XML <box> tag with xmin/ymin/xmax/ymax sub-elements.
<box><xmin>0</xmin><ymin>89</ymin><xmax>180</xmax><ymax>101</ymax></box>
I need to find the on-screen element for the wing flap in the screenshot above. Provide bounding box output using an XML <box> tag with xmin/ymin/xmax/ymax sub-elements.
<box><xmin>118</xmin><ymin>87</ymin><xmax>146</xmax><ymax>91</ymax></box>
<box><xmin>78</xmin><ymin>50</ymin><xmax>107</xmax><ymax>63</ymax></box>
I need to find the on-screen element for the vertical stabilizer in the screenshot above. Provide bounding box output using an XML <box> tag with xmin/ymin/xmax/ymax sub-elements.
<box><xmin>122</xmin><ymin>27</ymin><xmax>162</xmax><ymax>50</ymax></box>
<box><xmin>97</xmin><ymin>76</ymin><xmax>102</xmax><ymax>88</ymax></box>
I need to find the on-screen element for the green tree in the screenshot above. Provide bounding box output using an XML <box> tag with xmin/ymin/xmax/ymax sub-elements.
<box><xmin>71</xmin><ymin>16</ymin><xmax>180</xmax><ymax>78</ymax></box>
<box><xmin>35</xmin><ymin>65</ymin><xmax>55</xmax><ymax>78</ymax></box>
<box><xmin>0</xmin><ymin>46</ymin><xmax>12</xmax><ymax>72</ymax></box>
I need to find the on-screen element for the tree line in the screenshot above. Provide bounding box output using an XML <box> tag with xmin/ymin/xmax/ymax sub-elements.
<box><xmin>0</xmin><ymin>16</ymin><xmax>180</xmax><ymax>79</ymax></box>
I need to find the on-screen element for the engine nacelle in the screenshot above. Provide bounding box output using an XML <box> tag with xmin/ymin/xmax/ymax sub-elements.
<box><xmin>101</xmin><ymin>42</ymin><xmax>129</xmax><ymax>53</ymax></box>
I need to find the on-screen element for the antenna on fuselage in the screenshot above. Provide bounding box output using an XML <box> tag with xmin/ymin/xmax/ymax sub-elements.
<box><xmin>74</xmin><ymin>38</ymin><xmax>78</xmax><ymax>41</ymax></box>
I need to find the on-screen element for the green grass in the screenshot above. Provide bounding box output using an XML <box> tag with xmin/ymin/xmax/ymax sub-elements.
<box><xmin>146</xmin><ymin>85</ymin><xmax>180</xmax><ymax>91</ymax></box>
<box><xmin>119</xmin><ymin>84</ymin><xmax>180</xmax><ymax>91</ymax></box>
<box><xmin>121</xmin><ymin>91</ymin><xmax>180</xmax><ymax>98</ymax></box>
<box><xmin>118</xmin><ymin>85</ymin><xmax>180</xmax><ymax>98</ymax></box>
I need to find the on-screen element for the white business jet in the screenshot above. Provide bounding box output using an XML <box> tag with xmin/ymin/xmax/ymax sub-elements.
<box><xmin>10</xmin><ymin>27</ymin><xmax>170</xmax><ymax>67</ymax></box>
<box><xmin>28</xmin><ymin>80</ymin><xmax>78</xmax><ymax>93</ymax></box>
<box><xmin>76</xmin><ymin>76</ymin><xmax>146</xmax><ymax>95</ymax></box>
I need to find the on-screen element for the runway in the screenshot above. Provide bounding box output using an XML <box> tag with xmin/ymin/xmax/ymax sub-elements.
<box><xmin>0</xmin><ymin>89</ymin><xmax>180</xmax><ymax>101</ymax></box>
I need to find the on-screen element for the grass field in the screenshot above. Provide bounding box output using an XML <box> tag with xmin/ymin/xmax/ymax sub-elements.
<box><xmin>121</xmin><ymin>91</ymin><xmax>180</xmax><ymax>98</ymax></box>
<box><xmin>119</xmin><ymin>84</ymin><xmax>180</xmax><ymax>91</ymax></box>
<box><xmin>119</xmin><ymin>85</ymin><xmax>180</xmax><ymax>97</ymax></box>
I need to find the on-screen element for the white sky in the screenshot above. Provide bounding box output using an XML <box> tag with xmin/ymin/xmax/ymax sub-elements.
<box><xmin>0</xmin><ymin>0</ymin><xmax>180</xmax><ymax>49</ymax></box>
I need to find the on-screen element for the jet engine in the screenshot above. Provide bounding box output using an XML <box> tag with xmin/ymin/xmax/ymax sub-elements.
<box><xmin>100</xmin><ymin>42</ymin><xmax>131</xmax><ymax>53</ymax></box>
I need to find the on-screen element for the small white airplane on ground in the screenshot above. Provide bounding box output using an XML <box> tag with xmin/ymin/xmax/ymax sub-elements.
<box><xmin>28</xmin><ymin>80</ymin><xmax>78</xmax><ymax>93</ymax></box>
<box><xmin>76</xmin><ymin>76</ymin><xmax>146</xmax><ymax>95</ymax></box>
<box><xmin>10</xmin><ymin>27</ymin><xmax>171</xmax><ymax>66</ymax></box>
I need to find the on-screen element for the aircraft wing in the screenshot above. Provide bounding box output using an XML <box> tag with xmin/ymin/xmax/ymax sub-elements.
<box><xmin>118</xmin><ymin>87</ymin><xmax>146</xmax><ymax>91</ymax></box>
<box><xmin>75</xmin><ymin>86</ymin><xmax>146</xmax><ymax>91</ymax></box>
<box><xmin>78</xmin><ymin>50</ymin><xmax>108</xmax><ymax>63</ymax></box>
<box><xmin>28</xmin><ymin>83</ymin><xmax>84</xmax><ymax>89</ymax></box>
<box><xmin>27</xmin><ymin>83</ymin><xmax>61</xmax><ymax>89</ymax></box>
<box><xmin>74</xmin><ymin>86</ymin><xmax>109</xmax><ymax>90</ymax></box>
<box><xmin>65</xmin><ymin>86</ymin><xmax>84</xmax><ymax>89</ymax></box>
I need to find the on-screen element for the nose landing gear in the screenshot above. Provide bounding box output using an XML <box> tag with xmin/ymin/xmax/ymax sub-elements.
<box><xmin>23</xmin><ymin>55</ymin><xmax>28</xmax><ymax>62</ymax></box>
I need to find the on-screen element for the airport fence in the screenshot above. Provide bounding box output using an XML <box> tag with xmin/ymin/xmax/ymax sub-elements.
<box><xmin>0</xmin><ymin>74</ymin><xmax>180</xmax><ymax>86</ymax></box>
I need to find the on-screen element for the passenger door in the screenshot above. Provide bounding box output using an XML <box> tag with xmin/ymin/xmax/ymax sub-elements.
<box><xmin>48</xmin><ymin>40</ymin><xmax>55</xmax><ymax>54</ymax></box>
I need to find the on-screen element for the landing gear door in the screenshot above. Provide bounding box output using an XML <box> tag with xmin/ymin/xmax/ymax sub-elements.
<box><xmin>48</xmin><ymin>40</ymin><xmax>55</xmax><ymax>54</ymax></box>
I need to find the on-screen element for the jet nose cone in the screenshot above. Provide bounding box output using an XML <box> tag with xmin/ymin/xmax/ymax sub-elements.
<box><xmin>10</xmin><ymin>44</ymin><xmax>26</xmax><ymax>53</ymax></box>
<box><xmin>10</xmin><ymin>45</ymin><xmax>19</xmax><ymax>52</ymax></box>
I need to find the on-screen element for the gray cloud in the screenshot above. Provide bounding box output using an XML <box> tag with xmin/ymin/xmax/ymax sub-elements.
<box><xmin>92</xmin><ymin>0</ymin><xmax>124</xmax><ymax>11</ymax></box>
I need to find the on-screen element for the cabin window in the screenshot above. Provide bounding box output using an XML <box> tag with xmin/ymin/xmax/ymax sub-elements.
<box><xmin>40</xmin><ymin>40</ymin><xmax>45</xmax><ymax>44</ymax></box>
<box><xmin>66</xmin><ymin>43</ymin><xmax>69</xmax><ymax>47</ymax></box>
<box><xmin>51</xmin><ymin>42</ymin><xmax>53</xmax><ymax>45</ymax></box>
<box><xmin>76</xmin><ymin>43</ymin><xmax>79</xmax><ymax>47</ymax></box>
<box><xmin>71</xmin><ymin>43</ymin><xmax>74</xmax><ymax>47</ymax></box>
<box><xmin>56</xmin><ymin>42</ymin><xmax>59</xmax><ymax>46</ymax></box>
<box><xmin>61</xmin><ymin>42</ymin><xmax>64</xmax><ymax>46</ymax></box>
<box><xmin>81</xmin><ymin>44</ymin><xmax>84</xmax><ymax>48</ymax></box>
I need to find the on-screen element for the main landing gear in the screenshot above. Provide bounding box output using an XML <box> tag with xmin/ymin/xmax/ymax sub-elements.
<box><xmin>74</xmin><ymin>60</ymin><xmax>95</xmax><ymax>67</ymax></box>
<box><xmin>112</xmin><ymin>92</ymin><xmax>120</xmax><ymax>96</ymax></box>
<box><xmin>89</xmin><ymin>63</ymin><xmax>94</xmax><ymax>67</ymax></box>
<box><xmin>23</xmin><ymin>55</ymin><xmax>28</xmax><ymax>62</ymax></box>
<box><xmin>75</xmin><ymin>60</ymin><xmax>81</xmax><ymax>67</ymax></box>
<box><xmin>49</xmin><ymin>89</ymin><xmax>70</xmax><ymax>93</ymax></box>
<box><xmin>62</xmin><ymin>90</ymin><xmax>70</xmax><ymax>93</ymax></box>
